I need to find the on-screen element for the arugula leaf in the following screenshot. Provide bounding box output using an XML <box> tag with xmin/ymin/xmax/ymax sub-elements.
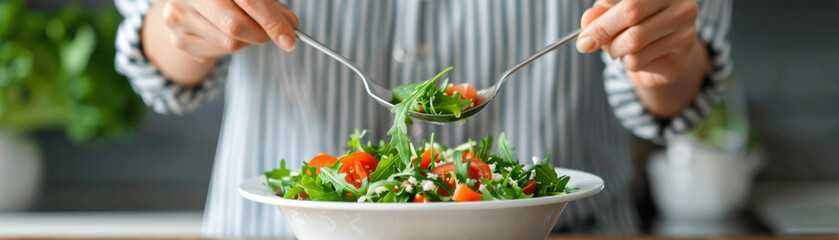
<box><xmin>498</xmin><ymin>133</ymin><xmax>516</xmax><ymax>164</ymax></box>
<box><xmin>387</xmin><ymin>67</ymin><xmax>453</xmax><ymax>167</ymax></box>
<box><xmin>429</xmin><ymin>91</ymin><xmax>471</xmax><ymax>117</ymax></box>
<box><xmin>283</xmin><ymin>186</ymin><xmax>305</xmax><ymax>199</ymax></box>
<box><xmin>369</xmin><ymin>154</ymin><xmax>398</xmax><ymax>182</ymax></box>
<box><xmin>533</xmin><ymin>163</ymin><xmax>558</xmax><ymax>185</ymax></box>
<box><xmin>297</xmin><ymin>181</ymin><xmax>343</xmax><ymax>201</ymax></box>
<box><xmin>476</xmin><ymin>135</ymin><xmax>493</xmax><ymax>161</ymax></box>
<box><xmin>390</xmin><ymin>81</ymin><xmax>423</xmax><ymax>103</ymax></box>
<box><xmin>265</xmin><ymin>159</ymin><xmax>292</xmax><ymax>180</ymax></box>
<box><xmin>554</xmin><ymin>175</ymin><xmax>570</xmax><ymax>192</ymax></box>
<box><xmin>347</xmin><ymin>129</ymin><xmax>367</xmax><ymax>153</ymax></box>
<box><xmin>318</xmin><ymin>163</ymin><xmax>363</xmax><ymax>197</ymax></box>
<box><xmin>365</xmin><ymin>180</ymin><xmax>401</xmax><ymax>196</ymax></box>
<box><xmin>453</xmin><ymin>150</ymin><xmax>471</xmax><ymax>183</ymax></box>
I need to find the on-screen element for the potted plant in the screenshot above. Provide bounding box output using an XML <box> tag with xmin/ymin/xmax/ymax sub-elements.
<box><xmin>647</xmin><ymin>79</ymin><xmax>762</xmax><ymax>236</ymax></box>
<box><xmin>0</xmin><ymin>0</ymin><xmax>144</xmax><ymax>211</ymax></box>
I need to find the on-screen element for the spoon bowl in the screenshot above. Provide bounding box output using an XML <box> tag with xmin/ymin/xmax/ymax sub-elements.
<box><xmin>295</xmin><ymin>29</ymin><xmax>580</xmax><ymax>124</ymax></box>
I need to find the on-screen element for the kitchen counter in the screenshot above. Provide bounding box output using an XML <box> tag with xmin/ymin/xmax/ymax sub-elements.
<box><xmin>1</xmin><ymin>212</ymin><xmax>836</xmax><ymax>239</ymax></box>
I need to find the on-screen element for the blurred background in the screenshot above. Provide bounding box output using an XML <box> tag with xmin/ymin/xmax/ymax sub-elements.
<box><xmin>0</xmin><ymin>0</ymin><xmax>837</xmax><ymax>238</ymax></box>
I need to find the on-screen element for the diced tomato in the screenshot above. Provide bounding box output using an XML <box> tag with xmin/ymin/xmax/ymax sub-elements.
<box><xmin>413</xmin><ymin>193</ymin><xmax>430</xmax><ymax>203</ymax></box>
<box><xmin>299</xmin><ymin>192</ymin><xmax>309</xmax><ymax>199</ymax></box>
<box><xmin>306</xmin><ymin>154</ymin><xmax>338</xmax><ymax>175</ymax></box>
<box><xmin>418</xmin><ymin>148</ymin><xmax>441</xmax><ymax>169</ymax></box>
<box><xmin>339</xmin><ymin>152</ymin><xmax>379</xmax><ymax>188</ymax></box>
<box><xmin>452</xmin><ymin>183</ymin><xmax>482</xmax><ymax>202</ymax></box>
<box><xmin>462</xmin><ymin>151</ymin><xmax>477</xmax><ymax>161</ymax></box>
<box><xmin>445</xmin><ymin>83</ymin><xmax>479</xmax><ymax>104</ymax></box>
<box><xmin>521</xmin><ymin>180</ymin><xmax>537</xmax><ymax>195</ymax></box>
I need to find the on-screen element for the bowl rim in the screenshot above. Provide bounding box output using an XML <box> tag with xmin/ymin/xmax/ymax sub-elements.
<box><xmin>238</xmin><ymin>167</ymin><xmax>604</xmax><ymax>211</ymax></box>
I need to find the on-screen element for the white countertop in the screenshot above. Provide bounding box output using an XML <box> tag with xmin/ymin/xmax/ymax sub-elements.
<box><xmin>0</xmin><ymin>211</ymin><xmax>203</xmax><ymax>238</ymax></box>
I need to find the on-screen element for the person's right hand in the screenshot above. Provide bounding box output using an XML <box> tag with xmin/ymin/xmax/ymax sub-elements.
<box><xmin>161</xmin><ymin>0</ymin><xmax>300</xmax><ymax>62</ymax></box>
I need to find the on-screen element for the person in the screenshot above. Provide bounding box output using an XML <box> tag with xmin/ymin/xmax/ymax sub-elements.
<box><xmin>114</xmin><ymin>0</ymin><xmax>733</xmax><ymax>237</ymax></box>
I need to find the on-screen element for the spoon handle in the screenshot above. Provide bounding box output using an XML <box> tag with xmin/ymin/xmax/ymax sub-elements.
<box><xmin>494</xmin><ymin>29</ymin><xmax>582</xmax><ymax>92</ymax></box>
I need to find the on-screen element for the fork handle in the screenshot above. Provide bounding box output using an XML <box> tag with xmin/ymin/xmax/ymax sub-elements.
<box><xmin>495</xmin><ymin>29</ymin><xmax>582</xmax><ymax>91</ymax></box>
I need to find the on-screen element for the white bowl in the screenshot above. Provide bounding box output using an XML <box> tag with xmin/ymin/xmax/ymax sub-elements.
<box><xmin>239</xmin><ymin>168</ymin><xmax>604</xmax><ymax>240</ymax></box>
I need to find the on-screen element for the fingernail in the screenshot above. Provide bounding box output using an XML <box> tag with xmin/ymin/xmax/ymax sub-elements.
<box><xmin>278</xmin><ymin>34</ymin><xmax>295</xmax><ymax>51</ymax></box>
<box><xmin>576</xmin><ymin>36</ymin><xmax>596</xmax><ymax>53</ymax></box>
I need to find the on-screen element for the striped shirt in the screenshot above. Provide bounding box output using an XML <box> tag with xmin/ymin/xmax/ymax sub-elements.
<box><xmin>114</xmin><ymin>0</ymin><xmax>733</xmax><ymax>237</ymax></box>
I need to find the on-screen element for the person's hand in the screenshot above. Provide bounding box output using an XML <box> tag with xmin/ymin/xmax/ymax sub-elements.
<box><xmin>160</xmin><ymin>0</ymin><xmax>300</xmax><ymax>62</ymax></box>
<box><xmin>576</xmin><ymin>0</ymin><xmax>700</xmax><ymax>89</ymax></box>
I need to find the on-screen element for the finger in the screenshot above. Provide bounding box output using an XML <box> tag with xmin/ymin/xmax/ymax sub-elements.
<box><xmin>184</xmin><ymin>9</ymin><xmax>251</xmax><ymax>53</ymax></box>
<box><xmin>620</xmin><ymin>28</ymin><xmax>696</xmax><ymax>72</ymax></box>
<box><xmin>605</xmin><ymin>11</ymin><xmax>676</xmax><ymax>58</ymax></box>
<box><xmin>162</xmin><ymin>1</ymin><xmax>190</xmax><ymax>34</ymax></box>
<box><xmin>581</xmin><ymin>5</ymin><xmax>610</xmax><ymax>29</ymax></box>
<box><xmin>282</xmin><ymin>8</ymin><xmax>299</xmax><ymax>29</ymax></box>
<box><xmin>192</xmin><ymin>0</ymin><xmax>270</xmax><ymax>44</ymax></box>
<box><xmin>234</xmin><ymin>0</ymin><xmax>297</xmax><ymax>51</ymax></box>
<box><xmin>576</xmin><ymin>0</ymin><xmax>668</xmax><ymax>53</ymax></box>
<box><xmin>169</xmin><ymin>32</ymin><xmax>230</xmax><ymax>62</ymax></box>
<box><xmin>606</xmin><ymin>2</ymin><xmax>698</xmax><ymax>58</ymax></box>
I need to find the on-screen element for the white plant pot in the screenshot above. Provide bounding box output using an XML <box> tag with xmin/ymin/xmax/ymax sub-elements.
<box><xmin>0</xmin><ymin>130</ymin><xmax>43</xmax><ymax>211</ymax></box>
<box><xmin>648</xmin><ymin>135</ymin><xmax>762</xmax><ymax>236</ymax></box>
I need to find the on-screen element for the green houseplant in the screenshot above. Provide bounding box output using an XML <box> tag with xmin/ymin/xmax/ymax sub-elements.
<box><xmin>0</xmin><ymin>0</ymin><xmax>144</xmax><ymax>210</ymax></box>
<box><xmin>0</xmin><ymin>0</ymin><xmax>143</xmax><ymax>143</ymax></box>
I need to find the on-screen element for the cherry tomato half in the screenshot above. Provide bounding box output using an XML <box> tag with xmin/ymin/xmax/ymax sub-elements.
<box><xmin>521</xmin><ymin>180</ymin><xmax>537</xmax><ymax>195</ymax></box>
<box><xmin>431</xmin><ymin>156</ymin><xmax>492</xmax><ymax>195</ymax></box>
<box><xmin>306</xmin><ymin>154</ymin><xmax>338</xmax><ymax>175</ymax></box>
<box><xmin>339</xmin><ymin>152</ymin><xmax>379</xmax><ymax>188</ymax></box>
<box><xmin>445</xmin><ymin>83</ymin><xmax>479</xmax><ymax>104</ymax></box>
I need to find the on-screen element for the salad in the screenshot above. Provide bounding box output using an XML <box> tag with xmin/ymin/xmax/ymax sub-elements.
<box><xmin>264</xmin><ymin>67</ymin><xmax>577</xmax><ymax>203</ymax></box>
<box><xmin>390</xmin><ymin>67</ymin><xmax>480</xmax><ymax>117</ymax></box>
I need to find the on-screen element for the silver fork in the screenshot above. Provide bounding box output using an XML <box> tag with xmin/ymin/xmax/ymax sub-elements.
<box><xmin>294</xmin><ymin>28</ymin><xmax>582</xmax><ymax>124</ymax></box>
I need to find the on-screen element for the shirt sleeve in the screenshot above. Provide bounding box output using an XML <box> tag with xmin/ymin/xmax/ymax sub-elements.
<box><xmin>114</xmin><ymin>0</ymin><xmax>231</xmax><ymax>115</ymax></box>
<box><xmin>602</xmin><ymin>0</ymin><xmax>735</xmax><ymax>144</ymax></box>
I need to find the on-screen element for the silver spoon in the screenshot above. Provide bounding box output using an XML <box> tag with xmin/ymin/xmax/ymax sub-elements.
<box><xmin>295</xmin><ymin>28</ymin><xmax>581</xmax><ymax>124</ymax></box>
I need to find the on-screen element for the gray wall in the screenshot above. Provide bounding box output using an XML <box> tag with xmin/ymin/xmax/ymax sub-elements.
<box><xmin>730</xmin><ymin>0</ymin><xmax>839</xmax><ymax>180</ymax></box>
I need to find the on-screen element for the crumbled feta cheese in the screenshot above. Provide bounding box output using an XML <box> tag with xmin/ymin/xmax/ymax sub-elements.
<box><xmin>509</xmin><ymin>179</ymin><xmax>518</xmax><ymax>186</ymax></box>
<box><xmin>532</xmin><ymin>156</ymin><xmax>540</xmax><ymax>165</ymax></box>
<box><xmin>375</xmin><ymin>186</ymin><xmax>389</xmax><ymax>194</ymax></box>
<box><xmin>503</xmin><ymin>166</ymin><xmax>513</xmax><ymax>172</ymax></box>
<box><xmin>382</xmin><ymin>155</ymin><xmax>388</xmax><ymax>159</ymax></box>
<box><xmin>420</xmin><ymin>180</ymin><xmax>436</xmax><ymax>191</ymax></box>
<box><xmin>407</xmin><ymin>176</ymin><xmax>418</xmax><ymax>185</ymax></box>
<box><xmin>491</xmin><ymin>173</ymin><xmax>503</xmax><ymax>181</ymax></box>
<box><xmin>394</xmin><ymin>186</ymin><xmax>399</xmax><ymax>191</ymax></box>
<box><xmin>479</xmin><ymin>184</ymin><xmax>487</xmax><ymax>193</ymax></box>
<box><xmin>489</xmin><ymin>163</ymin><xmax>496</xmax><ymax>172</ymax></box>
<box><xmin>405</xmin><ymin>185</ymin><xmax>413</xmax><ymax>192</ymax></box>
<box><xmin>357</xmin><ymin>196</ymin><xmax>367</xmax><ymax>203</ymax></box>
<box><xmin>427</xmin><ymin>173</ymin><xmax>438</xmax><ymax>180</ymax></box>
<box><xmin>445</xmin><ymin>149</ymin><xmax>455</xmax><ymax>162</ymax></box>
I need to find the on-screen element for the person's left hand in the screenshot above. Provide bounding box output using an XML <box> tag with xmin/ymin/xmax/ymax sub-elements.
<box><xmin>576</xmin><ymin>0</ymin><xmax>701</xmax><ymax>89</ymax></box>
